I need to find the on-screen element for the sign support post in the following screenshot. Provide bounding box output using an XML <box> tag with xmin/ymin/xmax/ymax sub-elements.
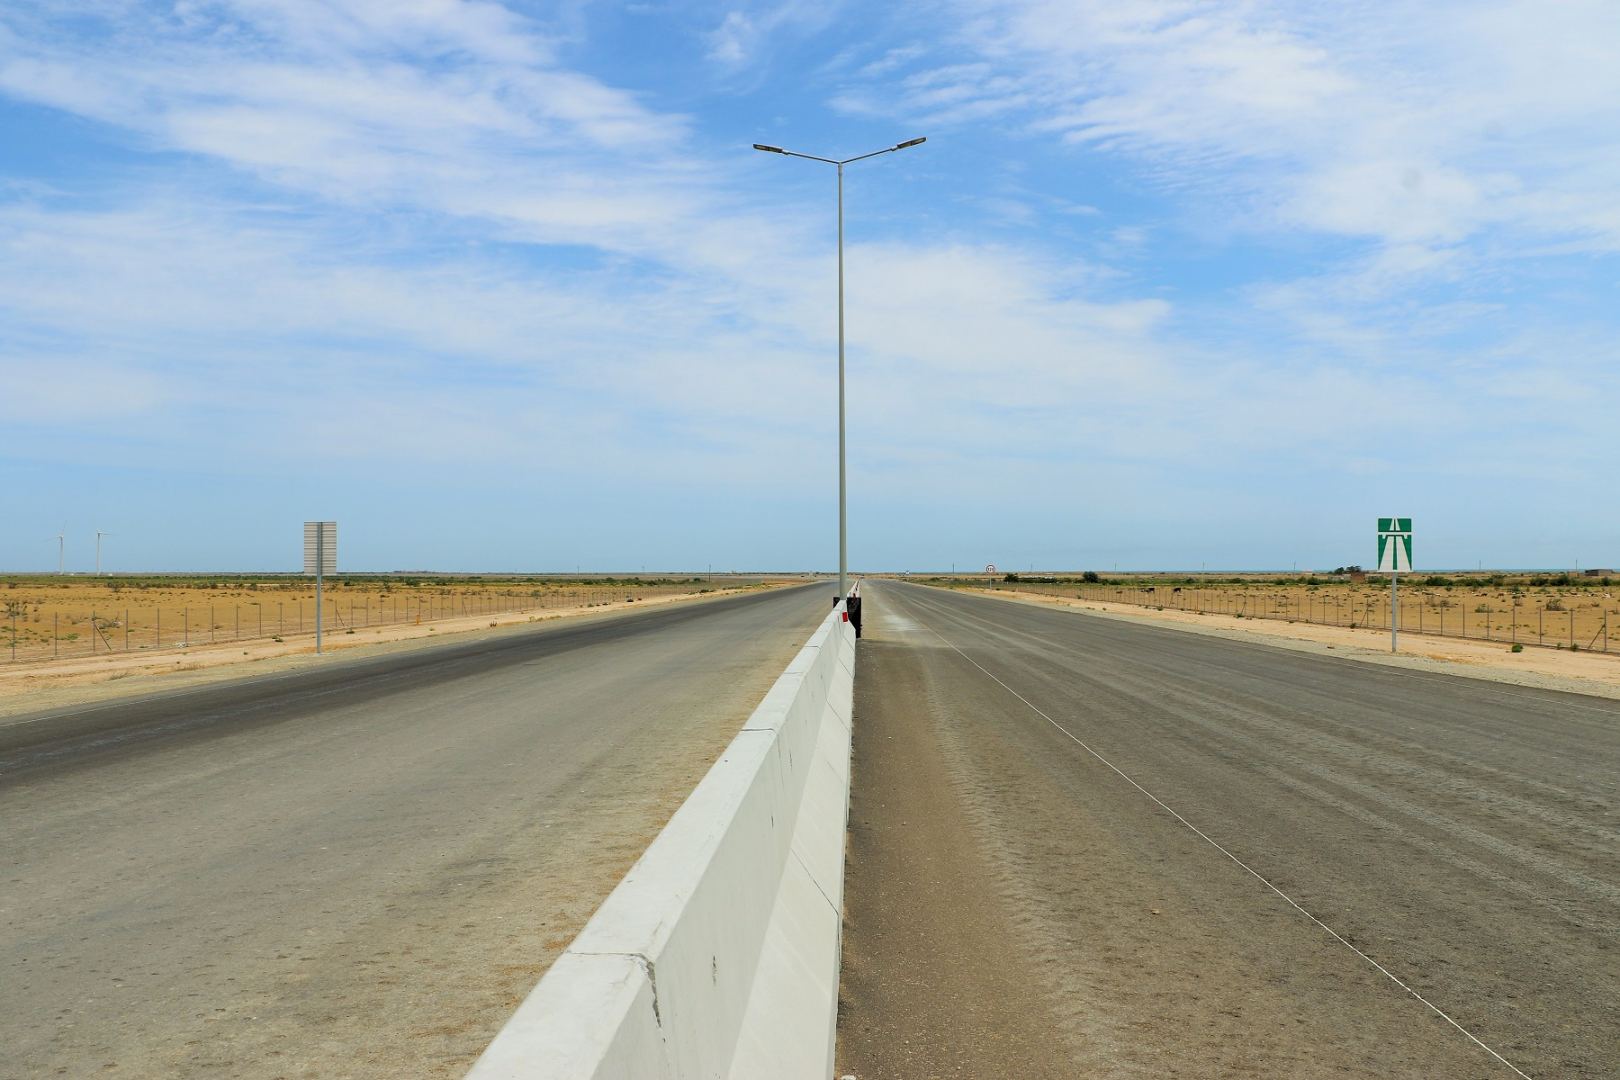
<box><xmin>304</xmin><ymin>521</ymin><xmax>337</xmax><ymax>657</ymax></box>
<box><xmin>1377</xmin><ymin>517</ymin><xmax>1413</xmax><ymax>654</ymax></box>
<box><xmin>316</xmin><ymin>528</ymin><xmax>324</xmax><ymax>655</ymax></box>
<box><xmin>1386</xmin><ymin>566</ymin><xmax>1399</xmax><ymax>650</ymax></box>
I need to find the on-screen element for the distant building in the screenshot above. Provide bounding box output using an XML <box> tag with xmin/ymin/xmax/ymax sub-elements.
<box><xmin>1585</xmin><ymin>568</ymin><xmax>1614</xmax><ymax>577</ymax></box>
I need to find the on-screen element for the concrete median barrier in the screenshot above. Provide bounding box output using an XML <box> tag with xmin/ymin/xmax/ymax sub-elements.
<box><xmin>466</xmin><ymin>603</ymin><xmax>857</xmax><ymax>1080</ymax></box>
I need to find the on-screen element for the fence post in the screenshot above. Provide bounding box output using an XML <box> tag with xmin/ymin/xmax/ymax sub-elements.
<box><xmin>185</xmin><ymin>608</ymin><xmax>189</xmax><ymax>647</ymax></box>
<box><xmin>91</xmin><ymin>609</ymin><xmax>96</xmax><ymax>654</ymax></box>
<box><xmin>157</xmin><ymin>608</ymin><xmax>161</xmax><ymax>648</ymax></box>
<box><xmin>1570</xmin><ymin>610</ymin><xmax>1575</xmax><ymax>648</ymax></box>
<box><xmin>54</xmin><ymin>612</ymin><xmax>58</xmax><ymax>659</ymax></box>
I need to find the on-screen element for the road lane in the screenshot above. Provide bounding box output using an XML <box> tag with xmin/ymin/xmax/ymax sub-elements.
<box><xmin>836</xmin><ymin>581</ymin><xmax>1620</xmax><ymax>1079</ymax></box>
<box><xmin>1</xmin><ymin>583</ymin><xmax>828</xmax><ymax>1078</ymax></box>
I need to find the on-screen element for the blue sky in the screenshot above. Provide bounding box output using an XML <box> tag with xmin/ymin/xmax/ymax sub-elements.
<box><xmin>1</xmin><ymin>1</ymin><xmax>1617</xmax><ymax>573</ymax></box>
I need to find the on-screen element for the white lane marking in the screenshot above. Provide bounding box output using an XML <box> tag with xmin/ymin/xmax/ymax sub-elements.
<box><xmin>916</xmin><ymin>609</ymin><xmax>1535</xmax><ymax>1080</ymax></box>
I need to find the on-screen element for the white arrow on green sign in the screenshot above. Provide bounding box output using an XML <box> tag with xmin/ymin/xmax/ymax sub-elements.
<box><xmin>1377</xmin><ymin>517</ymin><xmax>1412</xmax><ymax>574</ymax></box>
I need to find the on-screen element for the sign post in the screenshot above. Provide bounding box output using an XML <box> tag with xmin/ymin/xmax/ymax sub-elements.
<box><xmin>1377</xmin><ymin>517</ymin><xmax>1412</xmax><ymax>653</ymax></box>
<box><xmin>303</xmin><ymin>521</ymin><xmax>337</xmax><ymax>655</ymax></box>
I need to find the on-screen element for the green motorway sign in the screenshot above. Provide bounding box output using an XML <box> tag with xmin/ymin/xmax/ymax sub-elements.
<box><xmin>1377</xmin><ymin>518</ymin><xmax>1412</xmax><ymax>573</ymax></box>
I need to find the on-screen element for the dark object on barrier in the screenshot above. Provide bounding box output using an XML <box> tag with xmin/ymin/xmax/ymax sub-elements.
<box><xmin>833</xmin><ymin>590</ymin><xmax>864</xmax><ymax>638</ymax></box>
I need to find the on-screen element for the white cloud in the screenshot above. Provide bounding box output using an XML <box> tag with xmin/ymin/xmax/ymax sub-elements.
<box><xmin>850</xmin><ymin>1</ymin><xmax>1620</xmax><ymax>258</ymax></box>
<box><xmin>707</xmin><ymin>12</ymin><xmax>754</xmax><ymax>64</ymax></box>
<box><xmin>2</xmin><ymin>179</ymin><xmax>1612</xmax><ymax>503</ymax></box>
<box><xmin>703</xmin><ymin>1</ymin><xmax>842</xmax><ymax>70</ymax></box>
<box><xmin>0</xmin><ymin>0</ymin><xmax>688</xmax><ymax>234</ymax></box>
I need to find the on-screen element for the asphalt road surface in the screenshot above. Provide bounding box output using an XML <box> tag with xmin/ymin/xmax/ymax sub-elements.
<box><xmin>1</xmin><ymin>584</ymin><xmax>827</xmax><ymax>1079</ymax></box>
<box><xmin>837</xmin><ymin>581</ymin><xmax>1620</xmax><ymax>1079</ymax></box>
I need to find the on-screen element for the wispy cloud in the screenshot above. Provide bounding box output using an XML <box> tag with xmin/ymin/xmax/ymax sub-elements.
<box><xmin>0</xmin><ymin>0</ymin><xmax>688</xmax><ymax>238</ymax></box>
<box><xmin>703</xmin><ymin>0</ymin><xmax>841</xmax><ymax>69</ymax></box>
<box><xmin>842</xmin><ymin>1</ymin><xmax>1620</xmax><ymax>257</ymax></box>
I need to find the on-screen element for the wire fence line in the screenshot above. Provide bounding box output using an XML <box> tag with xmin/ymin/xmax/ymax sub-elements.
<box><xmin>1</xmin><ymin>583</ymin><xmax>726</xmax><ymax>665</ymax></box>
<box><xmin>942</xmin><ymin>579</ymin><xmax>1616</xmax><ymax>655</ymax></box>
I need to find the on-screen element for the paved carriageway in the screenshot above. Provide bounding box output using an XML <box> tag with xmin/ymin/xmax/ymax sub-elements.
<box><xmin>1</xmin><ymin>584</ymin><xmax>828</xmax><ymax>1078</ymax></box>
<box><xmin>837</xmin><ymin>580</ymin><xmax>1619</xmax><ymax>1079</ymax></box>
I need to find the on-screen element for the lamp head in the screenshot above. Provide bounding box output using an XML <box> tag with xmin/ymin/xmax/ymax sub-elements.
<box><xmin>895</xmin><ymin>137</ymin><xmax>927</xmax><ymax>150</ymax></box>
<box><xmin>753</xmin><ymin>143</ymin><xmax>786</xmax><ymax>154</ymax></box>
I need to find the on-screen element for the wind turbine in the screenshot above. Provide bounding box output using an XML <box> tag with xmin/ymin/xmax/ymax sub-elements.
<box><xmin>96</xmin><ymin>531</ymin><xmax>112</xmax><ymax>576</ymax></box>
<box><xmin>51</xmin><ymin>530</ymin><xmax>64</xmax><ymax>575</ymax></box>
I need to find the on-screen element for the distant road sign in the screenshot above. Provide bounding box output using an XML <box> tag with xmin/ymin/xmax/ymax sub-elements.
<box><xmin>985</xmin><ymin>563</ymin><xmax>997</xmax><ymax>574</ymax></box>
<box><xmin>303</xmin><ymin>521</ymin><xmax>337</xmax><ymax>575</ymax></box>
<box><xmin>1377</xmin><ymin>517</ymin><xmax>1412</xmax><ymax>573</ymax></box>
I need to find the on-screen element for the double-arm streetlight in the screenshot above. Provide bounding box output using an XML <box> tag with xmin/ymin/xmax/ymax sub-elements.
<box><xmin>753</xmin><ymin>137</ymin><xmax>926</xmax><ymax>603</ymax></box>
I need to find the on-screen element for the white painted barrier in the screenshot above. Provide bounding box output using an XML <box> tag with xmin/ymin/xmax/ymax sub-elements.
<box><xmin>466</xmin><ymin>603</ymin><xmax>857</xmax><ymax>1080</ymax></box>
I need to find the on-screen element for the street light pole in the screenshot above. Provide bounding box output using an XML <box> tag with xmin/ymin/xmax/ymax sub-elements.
<box><xmin>754</xmin><ymin>136</ymin><xmax>926</xmax><ymax>602</ymax></box>
<box><xmin>837</xmin><ymin>158</ymin><xmax>846</xmax><ymax>604</ymax></box>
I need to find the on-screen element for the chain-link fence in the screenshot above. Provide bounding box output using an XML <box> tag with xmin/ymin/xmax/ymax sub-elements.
<box><xmin>1</xmin><ymin>581</ymin><xmax>744</xmax><ymax>665</ymax></box>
